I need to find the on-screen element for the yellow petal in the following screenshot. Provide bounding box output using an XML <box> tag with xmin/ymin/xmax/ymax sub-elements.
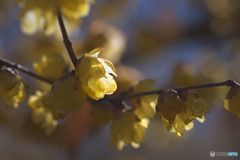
<box><xmin>52</xmin><ymin>73</ymin><xmax>86</xmax><ymax>114</ymax></box>
<box><xmin>88</xmin><ymin>48</ymin><xmax>104</xmax><ymax>58</ymax></box>
<box><xmin>3</xmin><ymin>81</ymin><xmax>26</xmax><ymax>108</ymax></box>
<box><xmin>224</xmin><ymin>87</ymin><xmax>240</xmax><ymax>116</ymax></box>
<box><xmin>99</xmin><ymin>58</ymin><xmax>117</xmax><ymax>77</ymax></box>
<box><xmin>173</xmin><ymin>115</ymin><xmax>185</xmax><ymax>137</ymax></box>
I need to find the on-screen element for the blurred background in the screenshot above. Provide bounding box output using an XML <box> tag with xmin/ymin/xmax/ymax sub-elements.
<box><xmin>0</xmin><ymin>0</ymin><xmax>240</xmax><ymax>159</ymax></box>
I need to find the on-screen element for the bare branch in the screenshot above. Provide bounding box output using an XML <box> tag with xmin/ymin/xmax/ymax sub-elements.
<box><xmin>0</xmin><ymin>57</ymin><xmax>53</xmax><ymax>84</ymax></box>
<box><xmin>110</xmin><ymin>79</ymin><xmax>240</xmax><ymax>101</ymax></box>
<box><xmin>57</xmin><ymin>10</ymin><xmax>78</xmax><ymax>67</ymax></box>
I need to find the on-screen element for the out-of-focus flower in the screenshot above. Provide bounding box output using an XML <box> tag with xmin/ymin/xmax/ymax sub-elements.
<box><xmin>0</xmin><ymin>69</ymin><xmax>25</xmax><ymax>108</ymax></box>
<box><xmin>16</xmin><ymin>0</ymin><xmax>93</xmax><ymax>35</ymax></box>
<box><xmin>110</xmin><ymin>111</ymin><xmax>149</xmax><ymax>150</ymax></box>
<box><xmin>52</xmin><ymin>73</ymin><xmax>86</xmax><ymax>114</ymax></box>
<box><xmin>28</xmin><ymin>91</ymin><xmax>58</xmax><ymax>134</ymax></box>
<box><xmin>171</xmin><ymin>91</ymin><xmax>209</xmax><ymax>137</ymax></box>
<box><xmin>156</xmin><ymin>90</ymin><xmax>184</xmax><ymax>127</ymax></box>
<box><xmin>156</xmin><ymin>90</ymin><xmax>209</xmax><ymax>137</ymax></box>
<box><xmin>131</xmin><ymin>79</ymin><xmax>158</xmax><ymax>119</ymax></box>
<box><xmin>76</xmin><ymin>20</ymin><xmax>126</xmax><ymax>63</ymax></box>
<box><xmin>33</xmin><ymin>53</ymin><xmax>67</xmax><ymax>81</ymax></box>
<box><xmin>75</xmin><ymin>48</ymin><xmax>117</xmax><ymax>99</ymax></box>
<box><xmin>171</xmin><ymin>62</ymin><xmax>227</xmax><ymax>106</ymax></box>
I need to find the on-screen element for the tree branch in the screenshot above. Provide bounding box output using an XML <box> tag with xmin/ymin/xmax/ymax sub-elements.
<box><xmin>0</xmin><ymin>57</ymin><xmax>54</xmax><ymax>84</ymax></box>
<box><xmin>112</xmin><ymin>79</ymin><xmax>240</xmax><ymax>101</ymax></box>
<box><xmin>57</xmin><ymin>10</ymin><xmax>78</xmax><ymax>67</ymax></box>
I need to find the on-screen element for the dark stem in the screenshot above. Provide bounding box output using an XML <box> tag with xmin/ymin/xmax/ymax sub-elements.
<box><xmin>0</xmin><ymin>57</ymin><xmax>53</xmax><ymax>84</ymax></box>
<box><xmin>113</xmin><ymin>79</ymin><xmax>240</xmax><ymax>101</ymax></box>
<box><xmin>57</xmin><ymin>10</ymin><xmax>78</xmax><ymax>67</ymax></box>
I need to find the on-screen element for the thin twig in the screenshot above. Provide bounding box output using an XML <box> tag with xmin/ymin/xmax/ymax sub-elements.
<box><xmin>112</xmin><ymin>79</ymin><xmax>240</xmax><ymax>101</ymax></box>
<box><xmin>0</xmin><ymin>57</ymin><xmax>54</xmax><ymax>84</ymax></box>
<box><xmin>57</xmin><ymin>10</ymin><xmax>78</xmax><ymax>67</ymax></box>
<box><xmin>173</xmin><ymin>79</ymin><xmax>240</xmax><ymax>91</ymax></box>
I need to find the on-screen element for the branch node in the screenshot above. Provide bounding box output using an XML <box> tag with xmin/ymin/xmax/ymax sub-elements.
<box><xmin>226</xmin><ymin>79</ymin><xmax>240</xmax><ymax>87</ymax></box>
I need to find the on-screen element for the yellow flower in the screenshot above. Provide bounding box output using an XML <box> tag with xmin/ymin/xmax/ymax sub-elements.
<box><xmin>224</xmin><ymin>86</ymin><xmax>240</xmax><ymax>116</ymax></box>
<box><xmin>17</xmin><ymin>0</ymin><xmax>93</xmax><ymax>35</ymax></box>
<box><xmin>175</xmin><ymin>91</ymin><xmax>209</xmax><ymax>137</ymax></box>
<box><xmin>132</xmin><ymin>79</ymin><xmax>158</xmax><ymax>119</ymax></box>
<box><xmin>28</xmin><ymin>91</ymin><xmax>58</xmax><ymax>135</ymax></box>
<box><xmin>52</xmin><ymin>73</ymin><xmax>86</xmax><ymax>114</ymax></box>
<box><xmin>75</xmin><ymin>48</ymin><xmax>117</xmax><ymax>99</ymax></box>
<box><xmin>33</xmin><ymin>53</ymin><xmax>67</xmax><ymax>81</ymax></box>
<box><xmin>156</xmin><ymin>90</ymin><xmax>185</xmax><ymax>127</ymax></box>
<box><xmin>156</xmin><ymin>90</ymin><xmax>209</xmax><ymax>137</ymax></box>
<box><xmin>110</xmin><ymin>111</ymin><xmax>149</xmax><ymax>150</ymax></box>
<box><xmin>0</xmin><ymin>69</ymin><xmax>26</xmax><ymax>108</ymax></box>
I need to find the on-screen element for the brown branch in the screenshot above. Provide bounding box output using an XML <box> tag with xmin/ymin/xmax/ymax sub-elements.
<box><xmin>0</xmin><ymin>57</ymin><xmax>54</xmax><ymax>84</ymax></box>
<box><xmin>112</xmin><ymin>79</ymin><xmax>240</xmax><ymax>101</ymax></box>
<box><xmin>57</xmin><ymin>10</ymin><xmax>78</xmax><ymax>67</ymax></box>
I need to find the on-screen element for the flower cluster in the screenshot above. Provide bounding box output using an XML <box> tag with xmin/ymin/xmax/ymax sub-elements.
<box><xmin>91</xmin><ymin>79</ymin><xmax>158</xmax><ymax>150</ymax></box>
<box><xmin>28</xmin><ymin>91</ymin><xmax>58</xmax><ymax>135</ymax></box>
<box><xmin>28</xmin><ymin>48</ymin><xmax>117</xmax><ymax>133</ymax></box>
<box><xmin>156</xmin><ymin>90</ymin><xmax>210</xmax><ymax>137</ymax></box>
<box><xmin>110</xmin><ymin>111</ymin><xmax>149</xmax><ymax>150</ymax></box>
<box><xmin>16</xmin><ymin>0</ymin><xmax>93</xmax><ymax>35</ymax></box>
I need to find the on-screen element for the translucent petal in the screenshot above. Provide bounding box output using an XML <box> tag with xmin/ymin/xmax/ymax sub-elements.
<box><xmin>140</xmin><ymin>95</ymin><xmax>158</xmax><ymax>118</ymax></box>
<box><xmin>87</xmin><ymin>48</ymin><xmax>104</xmax><ymax>58</ymax></box>
<box><xmin>196</xmin><ymin>116</ymin><xmax>205</xmax><ymax>123</ymax></box>
<box><xmin>132</xmin><ymin>79</ymin><xmax>157</xmax><ymax>119</ymax></box>
<box><xmin>191</xmin><ymin>98</ymin><xmax>210</xmax><ymax>118</ymax></box>
<box><xmin>173</xmin><ymin>115</ymin><xmax>185</xmax><ymax>137</ymax></box>
<box><xmin>185</xmin><ymin>121</ymin><xmax>194</xmax><ymax>130</ymax></box>
<box><xmin>131</xmin><ymin>142</ymin><xmax>140</xmax><ymax>148</ymax></box>
<box><xmin>157</xmin><ymin>90</ymin><xmax>184</xmax><ymax>125</ymax></box>
<box><xmin>99</xmin><ymin>59</ymin><xmax>117</xmax><ymax>77</ymax></box>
